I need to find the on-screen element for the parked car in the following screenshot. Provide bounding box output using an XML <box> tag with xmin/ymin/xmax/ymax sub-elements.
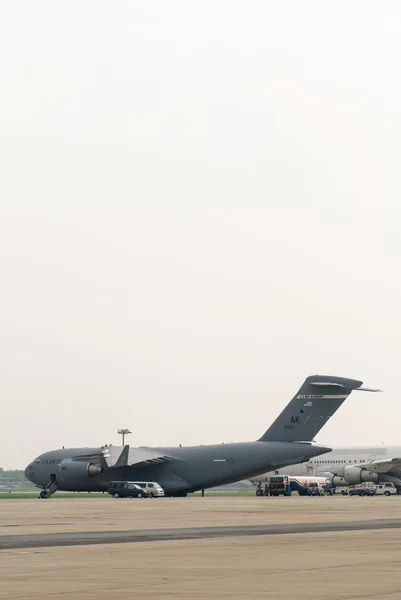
<box><xmin>132</xmin><ymin>481</ymin><xmax>165</xmax><ymax>497</ymax></box>
<box><xmin>349</xmin><ymin>484</ymin><xmax>376</xmax><ymax>497</ymax></box>
<box><xmin>326</xmin><ymin>487</ymin><xmax>348</xmax><ymax>495</ymax></box>
<box><xmin>108</xmin><ymin>481</ymin><xmax>150</xmax><ymax>498</ymax></box>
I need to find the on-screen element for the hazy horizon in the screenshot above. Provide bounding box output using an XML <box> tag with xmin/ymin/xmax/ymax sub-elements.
<box><xmin>1</xmin><ymin>1</ymin><xmax>401</xmax><ymax>469</ymax></box>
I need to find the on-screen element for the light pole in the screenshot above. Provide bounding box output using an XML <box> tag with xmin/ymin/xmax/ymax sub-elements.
<box><xmin>117</xmin><ymin>428</ymin><xmax>132</xmax><ymax>446</ymax></box>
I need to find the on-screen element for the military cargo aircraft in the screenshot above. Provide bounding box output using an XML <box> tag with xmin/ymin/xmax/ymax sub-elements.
<box><xmin>25</xmin><ymin>375</ymin><xmax>379</xmax><ymax>498</ymax></box>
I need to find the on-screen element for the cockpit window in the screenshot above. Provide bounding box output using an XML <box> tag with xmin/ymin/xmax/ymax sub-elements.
<box><xmin>34</xmin><ymin>457</ymin><xmax>41</xmax><ymax>463</ymax></box>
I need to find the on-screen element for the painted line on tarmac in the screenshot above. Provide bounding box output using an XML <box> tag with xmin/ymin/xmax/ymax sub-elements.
<box><xmin>1</xmin><ymin>519</ymin><xmax>401</xmax><ymax>550</ymax></box>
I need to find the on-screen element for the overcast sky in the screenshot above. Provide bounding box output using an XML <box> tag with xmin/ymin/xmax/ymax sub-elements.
<box><xmin>1</xmin><ymin>2</ymin><xmax>401</xmax><ymax>469</ymax></box>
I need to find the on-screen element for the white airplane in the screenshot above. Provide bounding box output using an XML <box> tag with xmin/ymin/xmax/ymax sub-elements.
<box><xmin>249</xmin><ymin>445</ymin><xmax>401</xmax><ymax>493</ymax></box>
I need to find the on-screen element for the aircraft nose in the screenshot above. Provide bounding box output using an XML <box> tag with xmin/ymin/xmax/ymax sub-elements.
<box><xmin>24</xmin><ymin>463</ymin><xmax>34</xmax><ymax>483</ymax></box>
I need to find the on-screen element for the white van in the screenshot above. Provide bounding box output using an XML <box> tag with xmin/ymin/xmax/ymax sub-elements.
<box><xmin>132</xmin><ymin>481</ymin><xmax>165</xmax><ymax>497</ymax></box>
<box><xmin>375</xmin><ymin>483</ymin><xmax>397</xmax><ymax>496</ymax></box>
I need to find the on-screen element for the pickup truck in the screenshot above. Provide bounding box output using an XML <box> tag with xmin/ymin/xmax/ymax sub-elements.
<box><xmin>375</xmin><ymin>484</ymin><xmax>397</xmax><ymax>496</ymax></box>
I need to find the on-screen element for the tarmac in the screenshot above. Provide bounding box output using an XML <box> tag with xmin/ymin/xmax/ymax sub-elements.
<box><xmin>1</xmin><ymin>496</ymin><xmax>401</xmax><ymax>599</ymax></box>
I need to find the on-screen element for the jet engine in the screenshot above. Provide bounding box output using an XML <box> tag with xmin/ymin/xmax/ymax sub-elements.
<box><xmin>58</xmin><ymin>460</ymin><xmax>102</xmax><ymax>483</ymax></box>
<box><xmin>343</xmin><ymin>466</ymin><xmax>379</xmax><ymax>485</ymax></box>
<box><xmin>329</xmin><ymin>475</ymin><xmax>347</xmax><ymax>487</ymax></box>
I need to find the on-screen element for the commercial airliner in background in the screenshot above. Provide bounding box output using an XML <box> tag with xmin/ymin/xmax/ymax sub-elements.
<box><xmin>25</xmin><ymin>375</ymin><xmax>379</xmax><ymax>498</ymax></box>
<box><xmin>249</xmin><ymin>445</ymin><xmax>401</xmax><ymax>493</ymax></box>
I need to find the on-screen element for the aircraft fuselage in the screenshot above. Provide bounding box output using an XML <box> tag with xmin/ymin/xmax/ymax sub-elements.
<box><xmin>25</xmin><ymin>441</ymin><xmax>330</xmax><ymax>495</ymax></box>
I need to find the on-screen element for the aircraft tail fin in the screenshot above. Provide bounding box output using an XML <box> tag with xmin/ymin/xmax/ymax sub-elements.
<box><xmin>113</xmin><ymin>445</ymin><xmax>129</xmax><ymax>467</ymax></box>
<box><xmin>259</xmin><ymin>375</ymin><xmax>379</xmax><ymax>443</ymax></box>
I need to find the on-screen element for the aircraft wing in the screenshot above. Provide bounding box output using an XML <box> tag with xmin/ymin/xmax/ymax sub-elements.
<box><xmin>102</xmin><ymin>445</ymin><xmax>174</xmax><ymax>469</ymax></box>
<box><xmin>355</xmin><ymin>458</ymin><xmax>401</xmax><ymax>474</ymax></box>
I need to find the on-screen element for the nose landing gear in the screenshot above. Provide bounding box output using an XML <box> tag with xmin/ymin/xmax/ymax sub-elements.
<box><xmin>38</xmin><ymin>480</ymin><xmax>59</xmax><ymax>499</ymax></box>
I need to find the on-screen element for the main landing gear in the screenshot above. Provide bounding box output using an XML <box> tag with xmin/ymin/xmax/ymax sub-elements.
<box><xmin>256</xmin><ymin>484</ymin><xmax>269</xmax><ymax>496</ymax></box>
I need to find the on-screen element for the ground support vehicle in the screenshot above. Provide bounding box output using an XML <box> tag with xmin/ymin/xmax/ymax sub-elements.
<box><xmin>375</xmin><ymin>483</ymin><xmax>397</xmax><ymax>496</ymax></box>
<box><xmin>268</xmin><ymin>475</ymin><xmax>292</xmax><ymax>496</ymax></box>
<box><xmin>349</xmin><ymin>484</ymin><xmax>376</xmax><ymax>497</ymax></box>
<box><xmin>305</xmin><ymin>482</ymin><xmax>325</xmax><ymax>496</ymax></box>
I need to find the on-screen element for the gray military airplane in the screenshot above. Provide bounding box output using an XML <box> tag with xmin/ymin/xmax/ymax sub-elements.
<box><xmin>25</xmin><ymin>375</ymin><xmax>379</xmax><ymax>498</ymax></box>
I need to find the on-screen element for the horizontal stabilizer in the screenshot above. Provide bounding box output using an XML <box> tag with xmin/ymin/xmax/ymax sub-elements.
<box><xmin>310</xmin><ymin>382</ymin><xmax>350</xmax><ymax>388</ymax></box>
<box><xmin>310</xmin><ymin>381</ymin><xmax>383</xmax><ymax>393</ymax></box>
